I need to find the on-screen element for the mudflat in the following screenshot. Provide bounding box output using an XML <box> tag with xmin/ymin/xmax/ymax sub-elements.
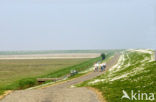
<box><xmin>0</xmin><ymin>53</ymin><xmax>100</xmax><ymax>60</ymax></box>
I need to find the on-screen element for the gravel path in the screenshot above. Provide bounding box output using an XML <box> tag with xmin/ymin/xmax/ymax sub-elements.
<box><xmin>0</xmin><ymin>54</ymin><xmax>120</xmax><ymax>102</ymax></box>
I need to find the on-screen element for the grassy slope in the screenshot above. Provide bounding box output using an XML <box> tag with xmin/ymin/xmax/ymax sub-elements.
<box><xmin>0</xmin><ymin>50</ymin><xmax>116</xmax><ymax>95</ymax></box>
<box><xmin>0</xmin><ymin>58</ymin><xmax>90</xmax><ymax>94</ymax></box>
<box><xmin>78</xmin><ymin>50</ymin><xmax>156</xmax><ymax>102</ymax></box>
<box><xmin>45</xmin><ymin>51</ymin><xmax>115</xmax><ymax>78</ymax></box>
<box><xmin>0</xmin><ymin>59</ymin><xmax>89</xmax><ymax>85</ymax></box>
<box><xmin>0</xmin><ymin>56</ymin><xmax>104</xmax><ymax>95</ymax></box>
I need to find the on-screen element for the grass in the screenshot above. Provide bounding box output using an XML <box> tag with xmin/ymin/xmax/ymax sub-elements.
<box><xmin>0</xmin><ymin>50</ymin><xmax>116</xmax><ymax>95</ymax></box>
<box><xmin>0</xmin><ymin>56</ymin><xmax>103</xmax><ymax>95</ymax></box>
<box><xmin>77</xmin><ymin>50</ymin><xmax>156</xmax><ymax>102</ymax></box>
<box><xmin>0</xmin><ymin>58</ymin><xmax>90</xmax><ymax>94</ymax></box>
<box><xmin>44</xmin><ymin>57</ymin><xmax>102</xmax><ymax>78</ymax></box>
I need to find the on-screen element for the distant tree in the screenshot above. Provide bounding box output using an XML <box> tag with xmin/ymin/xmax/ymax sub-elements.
<box><xmin>101</xmin><ymin>53</ymin><xmax>106</xmax><ymax>60</ymax></box>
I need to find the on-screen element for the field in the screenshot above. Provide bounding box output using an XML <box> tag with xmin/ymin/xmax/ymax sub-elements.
<box><xmin>0</xmin><ymin>56</ymin><xmax>95</xmax><ymax>94</ymax></box>
<box><xmin>77</xmin><ymin>49</ymin><xmax>156</xmax><ymax>102</ymax></box>
<box><xmin>0</xmin><ymin>58</ymin><xmax>90</xmax><ymax>86</ymax></box>
<box><xmin>0</xmin><ymin>51</ymin><xmax>108</xmax><ymax>95</ymax></box>
<box><xmin>0</xmin><ymin>50</ymin><xmax>118</xmax><ymax>96</ymax></box>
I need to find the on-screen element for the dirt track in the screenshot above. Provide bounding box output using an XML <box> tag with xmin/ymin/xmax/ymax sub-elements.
<box><xmin>0</xmin><ymin>54</ymin><xmax>120</xmax><ymax>102</ymax></box>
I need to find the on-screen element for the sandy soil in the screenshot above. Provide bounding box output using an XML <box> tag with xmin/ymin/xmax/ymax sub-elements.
<box><xmin>0</xmin><ymin>53</ymin><xmax>100</xmax><ymax>60</ymax></box>
<box><xmin>0</xmin><ymin>54</ymin><xmax>120</xmax><ymax>102</ymax></box>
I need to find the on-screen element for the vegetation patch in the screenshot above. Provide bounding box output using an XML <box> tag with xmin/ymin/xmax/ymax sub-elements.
<box><xmin>0</xmin><ymin>50</ymin><xmax>116</xmax><ymax>95</ymax></box>
<box><xmin>0</xmin><ymin>58</ymin><xmax>90</xmax><ymax>94</ymax></box>
<box><xmin>77</xmin><ymin>50</ymin><xmax>156</xmax><ymax>102</ymax></box>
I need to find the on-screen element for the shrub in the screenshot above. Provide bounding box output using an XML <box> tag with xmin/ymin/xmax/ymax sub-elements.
<box><xmin>101</xmin><ymin>53</ymin><xmax>106</xmax><ymax>60</ymax></box>
<box><xmin>18</xmin><ymin>78</ymin><xmax>36</xmax><ymax>89</ymax></box>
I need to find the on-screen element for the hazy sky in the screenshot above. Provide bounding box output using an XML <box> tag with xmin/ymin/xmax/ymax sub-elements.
<box><xmin>0</xmin><ymin>0</ymin><xmax>156</xmax><ymax>51</ymax></box>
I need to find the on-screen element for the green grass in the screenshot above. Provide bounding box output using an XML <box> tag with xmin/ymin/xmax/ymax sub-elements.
<box><xmin>0</xmin><ymin>50</ymin><xmax>116</xmax><ymax>95</ymax></box>
<box><xmin>0</xmin><ymin>56</ymin><xmax>103</xmax><ymax>95</ymax></box>
<box><xmin>44</xmin><ymin>57</ymin><xmax>102</xmax><ymax>78</ymax></box>
<box><xmin>0</xmin><ymin>58</ymin><xmax>90</xmax><ymax>94</ymax></box>
<box><xmin>78</xmin><ymin>50</ymin><xmax>156</xmax><ymax>102</ymax></box>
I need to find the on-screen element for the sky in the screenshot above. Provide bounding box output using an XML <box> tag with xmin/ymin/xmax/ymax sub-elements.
<box><xmin>0</xmin><ymin>0</ymin><xmax>156</xmax><ymax>51</ymax></box>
